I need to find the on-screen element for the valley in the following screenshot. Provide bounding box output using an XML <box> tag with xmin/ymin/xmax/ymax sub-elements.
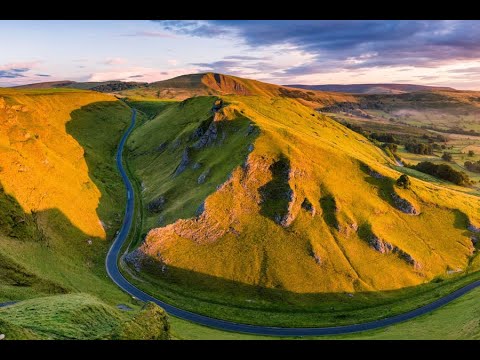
<box><xmin>1</xmin><ymin>73</ymin><xmax>480</xmax><ymax>340</ymax></box>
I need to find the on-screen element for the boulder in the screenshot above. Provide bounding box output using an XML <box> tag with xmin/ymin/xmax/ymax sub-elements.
<box><xmin>391</xmin><ymin>192</ymin><xmax>419</xmax><ymax>215</ymax></box>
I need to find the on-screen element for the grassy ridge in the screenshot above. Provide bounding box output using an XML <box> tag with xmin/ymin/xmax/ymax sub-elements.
<box><xmin>0</xmin><ymin>293</ymin><xmax>169</xmax><ymax>340</ymax></box>
<box><xmin>122</xmin><ymin>94</ymin><xmax>479</xmax><ymax>327</ymax></box>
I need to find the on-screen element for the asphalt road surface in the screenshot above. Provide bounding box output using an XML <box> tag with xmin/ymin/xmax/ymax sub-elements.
<box><xmin>106</xmin><ymin>108</ymin><xmax>480</xmax><ymax>337</ymax></box>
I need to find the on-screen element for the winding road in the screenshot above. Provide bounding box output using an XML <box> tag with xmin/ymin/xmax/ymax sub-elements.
<box><xmin>106</xmin><ymin>109</ymin><xmax>480</xmax><ymax>337</ymax></box>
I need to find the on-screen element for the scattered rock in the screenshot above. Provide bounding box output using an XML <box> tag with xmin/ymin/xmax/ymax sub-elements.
<box><xmin>368</xmin><ymin>233</ymin><xmax>420</xmax><ymax>269</ymax></box>
<box><xmin>313</xmin><ymin>252</ymin><xmax>322</xmax><ymax>265</ymax></box>
<box><xmin>369</xmin><ymin>169</ymin><xmax>384</xmax><ymax>179</ymax></box>
<box><xmin>156</xmin><ymin>142</ymin><xmax>168</xmax><ymax>153</ymax></box>
<box><xmin>391</xmin><ymin>192</ymin><xmax>419</xmax><ymax>215</ymax></box>
<box><xmin>192</xmin><ymin>162</ymin><xmax>202</xmax><ymax>170</ymax></box>
<box><xmin>196</xmin><ymin>202</ymin><xmax>205</xmax><ymax>217</ymax></box>
<box><xmin>174</xmin><ymin>147</ymin><xmax>191</xmax><ymax>176</ymax></box>
<box><xmin>468</xmin><ymin>223</ymin><xmax>480</xmax><ymax>233</ymax></box>
<box><xmin>86</xmin><ymin>239</ymin><xmax>92</xmax><ymax>245</ymax></box>
<box><xmin>247</xmin><ymin>144</ymin><xmax>254</xmax><ymax>152</ymax></box>
<box><xmin>193</xmin><ymin>121</ymin><xmax>218</xmax><ymax>149</ymax></box>
<box><xmin>369</xmin><ymin>234</ymin><xmax>394</xmax><ymax>254</ymax></box>
<box><xmin>246</xmin><ymin>124</ymin><xmax>256</xmax><ymax>136</ymax></box>
<box><xmin>147</xmin><ymin>196</ymin><xmax>166</xmax><ymax>213</ymax></box>
<box><xmin>171</xmin><ymin>138</ymin><xmax>181</xmax><ymax>150</ymax></box>
<box><xmin>350</xmin><ymin>222</ymin><xmax>359</xmax><ymax>231</ymax></box>
<box><xmin>0</xmin><ymin>334</ymin><xmax>4</xmax><ymax>340</ymax></box>
<box><xmin>472</xmin><ymin>236</ymin><xmax>478</xmax><ymax>246</ymax></box>
<box><xmin>117</xmin><ymin>304</ymin><xmax>133</xmax><ymax>311</ymax></box>
<box><xmin>197</xmin><ymin>168</ymin><xmax>210</xmax><ymax>184</ymax></box>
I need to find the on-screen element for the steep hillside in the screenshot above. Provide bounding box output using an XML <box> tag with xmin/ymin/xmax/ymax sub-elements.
<box><xmin>286</xmin><ymin>84</ymin><xmax>455</xmax><ymax>94</ymax></box>
<box><xmin>126</xmin><ymin>94</ymin><xmax>480</xmax><ymax>297</ymax></box>
<box><xmin>0</xmin><ymin>89</ymin><xmax>131</xmax><ymax>303</ymax></box>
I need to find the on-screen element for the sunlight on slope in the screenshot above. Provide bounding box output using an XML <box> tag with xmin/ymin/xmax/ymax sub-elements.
<box><xmin>0</xmin><ymin>89</ymin><xmax>121</xmax><ymax>238</ymax></box>
<box><xmin>130</xmin><ymin>95</ymin><xmax>479</xmax><ymax>293</ymax></box>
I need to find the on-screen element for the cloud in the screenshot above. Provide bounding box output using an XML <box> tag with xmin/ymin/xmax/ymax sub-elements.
<box><xmin>0</xmin><ymin>67</ymin><xmax>29</xmax><ymax>79</ymax></box>
<box><xmin>122</xmin><ymin>30</ymin><xmax>176</xmax><ymax>38</ymax></box>
<box><xmin>88</xmin><ymin>66</ymin><xmax>200</xmax><ymax>83</ymax></box>
<box><xmin>35</xmin><ymin>74</ymin><xmax>51</xmax><ymax>77</ymax></box>
<box><xmin>104</xmin><ymin>57</ymin><xmax>127</xmax><ymax>65</ymax></box>
<box><xmin>155</xmin><ymin>20</ymin><xmax>480</xmax><ymax>77</ymax></box>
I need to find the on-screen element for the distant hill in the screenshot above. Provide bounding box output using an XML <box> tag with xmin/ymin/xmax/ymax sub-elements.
<box><xmin>14</xmin><ymin>80</ymin><xmax>146</xmax><ymax>92</ymax></box>
<box><xmin>122</xmin><ymin>72</ymin><xmax>356</xmax><ymax>108</ymax></box>
<box><xmin>284</xmin><ymin>83</ymin><xmax>456</xmax><ymax>94</ymax></box>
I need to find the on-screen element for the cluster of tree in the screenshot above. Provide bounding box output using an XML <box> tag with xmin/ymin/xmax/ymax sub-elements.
<box><xmin>422</xmin><ymin>133</ymin><xmax>447</xmax><ymax>143</ymax></box>
<box><xmin>412</xmin><ymin>161</ymin><xmax>472</xmax><ymax>186</ymax></box>
<box><xmin>420</xmin><ymin>125</ymin><xmax>480</xmax><ymax>137</ymax></box>
<box><xmin>370</xmin><ymin>133</ymin><xmax>398</xmax><ymax>144</ymax></box>
<box><xmin>442</xmin><ymin>152</ymin><xmax>453</xmax><ymax>162</ymax></box>
<box><xmin>396</xmin><ymin>174</ymin><xmax>411</xmax><ymax>189</ymax></box>
<box><xmin>465</xmin><ymin>160</ymin><xmax>480</xmax><ymax>173</ymax></box>
<box><xmin>382</xmin><ymin>143</ymin><xmax>398</xmax><ymax>153</ymax></box>
<box><xmin>343</xmin><ymin>122</ymin><xmax>367</xmax><ymax>136</ymax></box>
<box><xmin>405</xmin><ymin>142</ymin><xmax>434</xmax><ymax>155</ymax></box>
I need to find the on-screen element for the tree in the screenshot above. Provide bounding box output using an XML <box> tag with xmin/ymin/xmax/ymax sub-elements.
<box><xmin>442</xmin><ymin>152</ymin><xmax>453</xmax><ymax>162</ymax></box>
<box><xmin>396</xmin><ymin>174</ymin><xmax>411</xmax><ymax>189</ymax></box>
<box><xmin>468</xmin><ymin>150</ymin><xmax>475</xmax><ymax>157</ymax></box>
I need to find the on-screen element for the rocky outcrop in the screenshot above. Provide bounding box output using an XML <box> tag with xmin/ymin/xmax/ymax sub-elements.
<box><xmin>193</xmin><ymin>121</ymin><xmax>218</xmax><ymax>149</ymax></box>
<box><xmin>368</xmin><ymin>234</ymin><xmax>421</xmax><ymax>269</ymax></box>
<box><xmin>174</xmin><ymin>147</ymin><xmax>191</xmax><ymax>176</ymax></box>
<box><xmin>147</xmin><ymin>196</ymin><xmax>166</xmax><ymax>213</ymax></box>
<box><xmin>468</xmin><ymin>222</ymin><xmax>480</xmax><ymax>233</ymax></box>
<box><xmin>197</xmin><ymin>168</ymin><xmax>210</xmax><ymax>184</ymax></box>
<box><xmin>391</xmin><ymin>192</ymin><xmax>419</xmax><ymax>215</ymax></box>
<box><xmin>156</xmin><ymin>142</ymin><xmax>168</xmax><ymax>153</ymax></box>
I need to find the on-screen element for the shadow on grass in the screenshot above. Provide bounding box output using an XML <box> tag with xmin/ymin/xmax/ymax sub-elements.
<box><xmin>127</xmin><ymin>252</ymin><xmax>480</xmax><ymax>326</ymax></box>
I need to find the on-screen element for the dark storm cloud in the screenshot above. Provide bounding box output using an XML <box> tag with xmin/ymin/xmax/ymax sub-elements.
<box><xmin>128</xmin><ymin>75</ymin><xmax>144</xmax><ymax>78</ymax></box>
<box><xmin>35</xmin><ymin>74</ymin><xmax>50</xmax><ymax>77</ymax></box>
<box><xmin>156</xmin><ymin>20</ymin><xmax>480</xmax><ymax>76</ymax></box>
<box><xmin>0</xmin><ymin>67</ymin><xmax>29</xmax><ymax>78</ymax></box>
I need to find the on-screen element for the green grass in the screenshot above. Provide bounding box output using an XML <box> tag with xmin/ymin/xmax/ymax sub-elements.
<box><xmin>0</xmin><ymin>293</ymin><xmax>170</xmax><ymax>340</ymax></box>
<box><xmin>124</xmin><ymin>98</ymin><xmax>178</xmax><ymax>119</ymax></box>
<box><xmin>168</xmin><ymin>286</ymin><xmax>480</xmax><ymax>339</ymax></box>
<box><xmin>121</xmin><ymin>95</ymin><xmax>480</xmax><ymax>332</ymax></box>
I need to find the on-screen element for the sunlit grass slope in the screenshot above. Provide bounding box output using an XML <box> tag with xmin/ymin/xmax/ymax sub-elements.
<box><xmin>0</xmin><ymin>293</ymin><xmax>170</xmax><ymax>340</ymax></box>
<box><xmin>128</xmin><ymin>94</ymin><xmax>480</xmax><ymax>294</ymax></box>
<box><xmin>121</xmin><ymin>72</ymin><xmax>355</xmax><ymax>108</ymax></box>
<box><xmin>0</xmin><ymin>89</ymin><xmax>131</xmax><ymax>302</ymax></box>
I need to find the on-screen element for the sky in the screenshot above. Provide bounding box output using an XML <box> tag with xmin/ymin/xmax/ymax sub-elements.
<box><xmin>1</xmin><ymin>20</ymin><xmax>480</xmax><ymax>89</ymax></box>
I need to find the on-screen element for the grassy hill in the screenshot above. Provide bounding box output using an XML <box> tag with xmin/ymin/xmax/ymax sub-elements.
<box><xmin>0</xmin><ymin>89</ymin><xmax>172</xmax><ymax>336</ymax></box>
<box><xmin>122</xmin><ymin>90</ymin><xmax>479</xmax><ymax>327</ymax></box>
<box><xmin>14</xmin><ymin>80</ymin><xmax>145</xmax><ymax>92</ymax></box>
<box><xmin>0</xmin><ymin>293</ymin><xmax>169</xmax><ymax>340</ymax></box>
<box><xmin>120</xmin><ymin>73</ymin><xmax>355</xmax><ymax>107</ymax></box>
